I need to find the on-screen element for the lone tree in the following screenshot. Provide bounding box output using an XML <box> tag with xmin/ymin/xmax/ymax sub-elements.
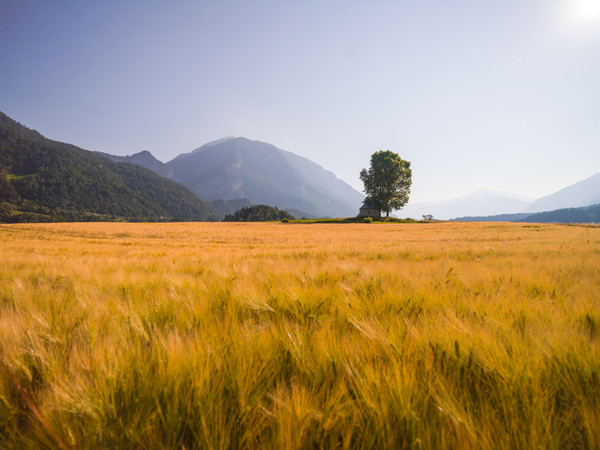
<box><xmin>360</xmin><ymin>150</ymin><xmax>412</xmax><ymax>217</ymax></box>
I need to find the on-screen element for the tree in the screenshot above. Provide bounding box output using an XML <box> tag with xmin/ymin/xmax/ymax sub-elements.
<box><xmin>223</xmin><ymin>204</ymin><xmax>295</xmax><ymax>222</ymax></box>
<box><xmin>360</xmin><ymin>150</ymin><xmax>412</xmax><ymax>217</ymax></box>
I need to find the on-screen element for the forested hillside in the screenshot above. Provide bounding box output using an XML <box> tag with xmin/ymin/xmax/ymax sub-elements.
<box><xmin>453</xmin><ymin>204</ymin><xmax>600</xmax><ymax>223</ymax></box>
<box><xmin>517</xmin><ymin>203</ymin><xmax>600</xmax><ymax>223</ymax></box>
<box><xmin>0</xmin><ymin>112</ymin><xmax>216</xmax><ymax>222</ymax></box>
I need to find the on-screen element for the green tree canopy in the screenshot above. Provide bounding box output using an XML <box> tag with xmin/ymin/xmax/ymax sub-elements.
<box><xmin>360</xmin><ymin>150</ymin><xmax>412</xmax><ymax>217</ymax></box>
<box><xmin>223</xmin><ymin>204</ymin><xmax>295</xmax><ymax>222</ymax></box>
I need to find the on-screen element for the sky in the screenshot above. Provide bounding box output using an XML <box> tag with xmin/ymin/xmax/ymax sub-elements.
<box><xmin>1</xmin><ymin>0</ymin><xmax>599</xmax><ymax>203</ymax></box>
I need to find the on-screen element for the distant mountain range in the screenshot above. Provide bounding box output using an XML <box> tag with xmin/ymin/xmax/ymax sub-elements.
<box><xmin>516</xmin><ymin>203</ymin><xmax>600</xmax><ymax>223</ymax></box>
<box><xmin>455</xmin><ymin>203</ymin><xmax>600</xmax><ymax>224</ymax></box>
<box><xmin>0</xmin><ymin>111</ymin><xmax>364</xmax><ymax>222</ymax></box>
<box><xmin>97</xmin><ymin>137</ymin><xmax>364</xmax><ymax>218</ymax></box>
<box><xmin>525</xmin><ymin>173</ymin><xmax>600</xmax><ymax>213</ymax></box>
<box><xmin>2</xmin><ymin>109</ymin><xmax>597</xmax><ymax>223</ymax></box>
<box><xmin>404</xmin><ymin>174</ymin><xmax>600</xmax><ymax>222</ymax></box>
<box><xmin>400</xmin><ymin>190</ymin><xmax>533</xmax><ymax>220</ymax></box>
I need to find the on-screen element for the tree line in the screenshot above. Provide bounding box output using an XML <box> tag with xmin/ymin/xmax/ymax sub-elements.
<box><xmin>223</xmin><ymin>205</ymin><xmax>295</xmax><ymax>222</ymax></box>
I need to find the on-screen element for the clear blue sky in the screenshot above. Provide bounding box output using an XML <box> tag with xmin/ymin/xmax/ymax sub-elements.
<box><xmin>1</xmin><ymin>0</ymin><xmax>599</xmax><ymax>202</ymax></box>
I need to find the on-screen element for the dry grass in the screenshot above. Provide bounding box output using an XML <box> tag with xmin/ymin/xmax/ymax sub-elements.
<box><xmin>1</xmin><ymin>221</ymin><xmax>599</xmax><ymax>448</ymax></box>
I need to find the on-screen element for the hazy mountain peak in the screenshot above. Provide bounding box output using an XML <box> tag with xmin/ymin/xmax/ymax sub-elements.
<box><xmin>405</xmin><ymin>173</ymin><xmax>600</xmax><ymax>221</ymax></box>
<box><xmin>96</xmin><ymin>149</ymin><xmax>178</xmax><ymax>182</ymax></box>
<box><xmin>524</xmin><ymin>173</ymin><xmax>600</xmax><ymax>213</ymax></box>
<box><xmin>401</xmin><ymin>190</ymin><xmax>532</xmax><ymax>220</ymax></box>
<box><xmin>128</xmin><ymin>150</ymin><xmax>157</xmax><ymax>163</ymax></box>
<box><xmin>170</xmin><ymin>136</ymin><xmax>248</xmax><ymax>161</ymax></box>
<box><xmin>167</xmin><ymin>137</ymin><xmax>364</xmax><ymax>217</ymax></box>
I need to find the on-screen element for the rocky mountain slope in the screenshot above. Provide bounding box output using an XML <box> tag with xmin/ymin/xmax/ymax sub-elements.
<box><xmin>167</xmin><ymin>137</ymin><xmax>364</xmax><ymax>218</ymax></box>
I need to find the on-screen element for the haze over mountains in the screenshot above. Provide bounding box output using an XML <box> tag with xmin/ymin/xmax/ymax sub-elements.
<box><xmin>0</xmin><ymin>111</ymin><xmax>364</xmax><ymax>221</ymax></box>
<box><xmin>526</xmin><ymin>174</ymin><xmax>600</xmax><ymax>213</ymax></box>
<box><xmin>167</xmin><ymin>137</ymin><xmax>364</xmax><ymax>218</ymax></box>
<box><xmin>99</xmin><ymin>138</ymin><xmax>600</xmax><ymax>223</ymax></box>
<box><xmin>402</xmin><ymin>174</ymin><xmax>600</xmax><ymax>221</ymax></box>
<box><xmin>2</xmin><ymin>109</ymin><xmax>599</xmax><ymax>223</ymax></box>
<box><xmin>96</xmin><ymin>150</ymin><xmax>179</xmax><ymax>183</ymax></box>
<box><xmin>400</xmin><ymin>191</ymin><xmax>533</xmax><ymax>221</ymax></box>
<box><xmin>98</xmin><ymin>137</ymin><xmax>365</xmax><ymax>218</ymax></box>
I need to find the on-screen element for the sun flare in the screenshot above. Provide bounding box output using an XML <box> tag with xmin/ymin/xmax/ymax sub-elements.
<box><xmin>567</xmin><ymin>0</ymin><xmax>600</xmax><ymax>26</ymax></box>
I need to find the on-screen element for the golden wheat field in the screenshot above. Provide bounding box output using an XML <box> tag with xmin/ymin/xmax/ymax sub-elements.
<box><xmin>0</xmin><ymin>221</ymin><xmax>599</xmax><ymax>449</ymax></box>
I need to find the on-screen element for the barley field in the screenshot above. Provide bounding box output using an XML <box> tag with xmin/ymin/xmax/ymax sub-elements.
<box><xmin>0</xmin><ymin>222</ymin><xmax>599</xmax><ymax>449</ymax></box>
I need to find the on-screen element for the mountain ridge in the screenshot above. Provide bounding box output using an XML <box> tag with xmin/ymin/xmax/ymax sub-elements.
<box><xmin>95</xmin><ymin>150</ymin><xmax>180</xmax><ymax>182</ymax></box>
<box><xmin>166</xmin><ymin>137</ymin><xmax>364</xmax><ymax>218</ymax></box>
<box><xmin>5</xmin><ymin>109</ymin><xmax>597</xmax><ymax>222</ymax></box>
<box><xmin>400</xmin><ymin>190</ymin><xmax>532</xmax><ymax>220</ymax></box>
<box><xmin>524</xmin><ymin>173</ymin><xmax>600</xmax><ymax>213</ymax></box>
<box><xmin>403</xmin><ymin>174</ymin><xmax>600</xmax><ymax>221</ymax></box>
<box><xmin>0</xmin><ymin>111</ymin><xmax>216</xmax><ymax>222</ymax></box>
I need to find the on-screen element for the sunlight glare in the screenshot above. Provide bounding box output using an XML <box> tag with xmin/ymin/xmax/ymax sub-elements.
<box><xmin>567</xmin><ymin>0</ymin><xmax>600</xmax><ymax>26</ymax></box>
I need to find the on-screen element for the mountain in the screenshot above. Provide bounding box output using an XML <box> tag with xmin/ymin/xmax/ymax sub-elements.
<box><xmin>0</xmin><ymin>111</ymin><xmax>216</xmax><ymax>222</ymax></box>
<box><xmin>400</xmin><ymin>190</ymin><xmax>532</xmax><ymax>220</ymax></box>
<box><xmin>453</xmin><ymin>205</ymin><xmax>600</xmax><ymax>223</ymax></box>
<box><xmin>277</xmin><ymin>149</ymin><xmax>364</xmax><ymax>213</ymax></box>
<box><xmin>167</xmin><ymin>137</ymin><xmax>364</xmax><ymax>218</ymax></box>
<box><xmin>517</xmin><ymin>203</ymin><xmax>600</xmax><ymax>223</ymax></box>
<box><xmin>451</xmin><ymin>174</ymin><xmax>600</xmax><ymax>221</ymax></box>
<box><xmin>95</xmin><ymin>150</ymin><xmax>179</xmax><ymax>182</ymax></box>
<box><xmin>456</xmin><ymin>203</ymin><xmax>600</xmax><ymax>224</ymax></box>
<box><xmin>524</xmin><ymin>173</ymin><xmax>600</xmax><ymax>213</ymax></box>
